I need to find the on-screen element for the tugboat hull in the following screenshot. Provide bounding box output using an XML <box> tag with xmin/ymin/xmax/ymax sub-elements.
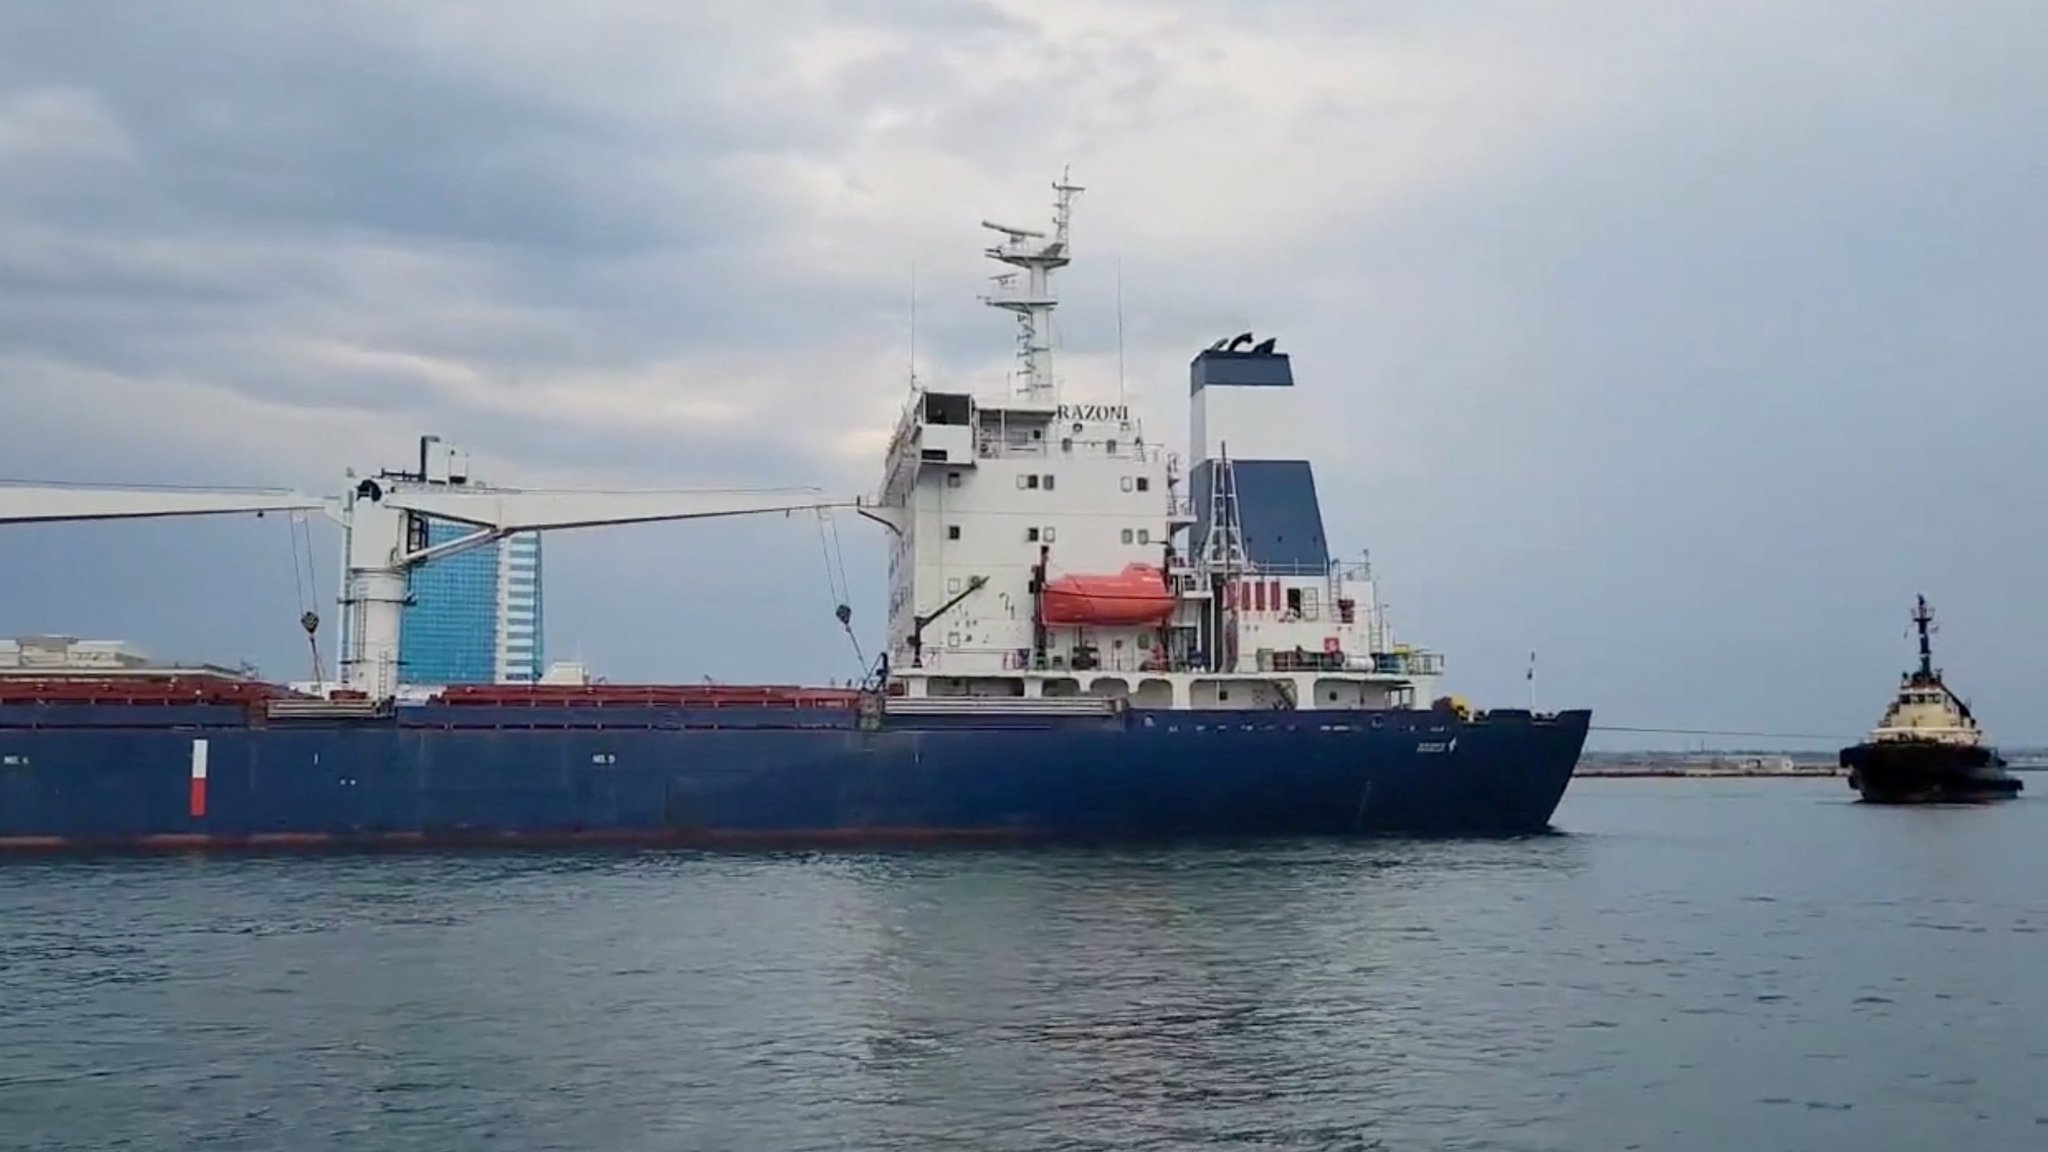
<box><xmin>1840</xmin><ymin>741</ymin><xmax>2023</xmax><ymax>804</ymax></box>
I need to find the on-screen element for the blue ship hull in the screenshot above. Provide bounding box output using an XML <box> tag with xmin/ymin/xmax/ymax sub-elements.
<box><xmin>0</xmin><ymin>703</ymin><xmax>1589</xmax><ymax>852</ymax></box>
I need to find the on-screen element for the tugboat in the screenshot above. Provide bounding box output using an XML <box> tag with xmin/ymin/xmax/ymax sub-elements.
<box><xmin>1840</xmin><ymin>596</ymin><xmax>2022</xmax><ymax>804</ymax></box>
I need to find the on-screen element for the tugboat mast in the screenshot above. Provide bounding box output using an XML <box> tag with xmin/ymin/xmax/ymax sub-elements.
<box><xmin>1912</xmin><ymin>594</ymin><xmax>1936</xmax><ymax>681</ymax></box>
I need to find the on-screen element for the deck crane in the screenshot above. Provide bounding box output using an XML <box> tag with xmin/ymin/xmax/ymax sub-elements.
<box><xmin>0</xmin><ymin>438</ymin><xmax>893</xmax><ymax>699</ymax></box>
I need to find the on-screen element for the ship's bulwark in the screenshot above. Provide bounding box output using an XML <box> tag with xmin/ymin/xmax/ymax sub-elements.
<box><xmin>0</xmin><ymin>706</ymin><xmax>1588</xmax><ymax>852</ymax></box>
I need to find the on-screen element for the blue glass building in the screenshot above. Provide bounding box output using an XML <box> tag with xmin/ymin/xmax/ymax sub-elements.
<box><xmin>499</xmin><ymin>530</ymin><xmax>543</xmax><ymax>683</ymax></box>
<box><xmin>398</xmin><ymin>520</ymin><xmax>544</xmax><ymax>686</ymax></box>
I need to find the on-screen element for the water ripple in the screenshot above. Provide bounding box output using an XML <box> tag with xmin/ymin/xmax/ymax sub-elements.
<box><xmin>0</xmin><ymin>780</ymin><xmax>2043</xmax><ymax>1150</ymax></box>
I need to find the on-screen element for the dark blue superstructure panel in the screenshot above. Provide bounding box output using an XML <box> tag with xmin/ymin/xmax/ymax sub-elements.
<box><xmin>1189</xmin><ymin>459</ymin><xmax>1332</xmax><ymax>572</ymax></box>
<box><xmin>0</xmin><ymin>706</ymin><xmax>1590</xmax><ymax>849</ymax></box>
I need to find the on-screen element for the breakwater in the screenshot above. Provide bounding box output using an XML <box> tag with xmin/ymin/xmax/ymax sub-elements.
<box><xmin>1576</xmin><ymin>753</ymin><xmax>1842</xmax><ymax>778</ymax></box>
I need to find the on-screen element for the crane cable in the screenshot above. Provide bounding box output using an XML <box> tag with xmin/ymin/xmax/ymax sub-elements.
<box><xmin>814</xmin><ymin>508</ymin><xmax>865</xmax><ymax>678</ymax></box>
<box><xmin>282</xmin><ymin>511</ymin><xmax>323</xmax><ymax>686</ymax></box>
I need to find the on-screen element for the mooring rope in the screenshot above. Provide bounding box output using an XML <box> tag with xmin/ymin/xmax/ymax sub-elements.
<box><xmin>1590</xmin><ymin>725</ymin><xmax>1850</xmax><ymax>743</ymax></box>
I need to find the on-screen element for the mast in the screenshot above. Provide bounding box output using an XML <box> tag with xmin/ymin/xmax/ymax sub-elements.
<box><xmin>980</xmin><ymin>167</ymin><xmax>1084</xmax><ymax>401</ymax></box>
<box><xmin>1912</xmin><ymin>594</ymin><xmax>1936</xmax><ymax>681</ymax></box>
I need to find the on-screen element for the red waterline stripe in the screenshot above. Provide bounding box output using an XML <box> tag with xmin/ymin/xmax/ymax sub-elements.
<box><xmin>139</xmin><ymin>834</ymin><xmax>211</xmax><ymax>848</ymax></box>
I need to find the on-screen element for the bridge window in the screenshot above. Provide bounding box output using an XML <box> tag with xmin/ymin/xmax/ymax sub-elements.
<box><xmin>948</xmin><ymin>525</ymin><xmax>961</xmax><ymax>540</ymax></box>
<box><xmin>1042</xmin><ymin>474</ymin><xmax>1055</xmax><ymax>490</ymax></box>
<box><xmin>1044</xmin><ymin>526</ymin><xmax>1057</xmax><ymax>542</ymax></box>
<box><xmin>1121</xmin><ymin>528</ymin><xmax>1135</xmax><ymax>544</ymax></box>
<box><xmin>1137</xmin><ymin>529</ymin><xmax>1151</xmax><ymax>545</ymax></box>
<box><xmin>1026</xmin><ymin>527</ymin><xmax>1040</xmax><ymax>542</ymax></box>
<box><xmin>1121</xmin><ymin>477</ymin><xmax>1134</xmax><ymax>492</ymax></box>
<box><xmin>946</xmin><ymin>472</ymin><xmax>961</xmax><ymax>487</ymax></box>
<box><xmin>1136</xmin><ymin>476</ymin><xmax>1150</xmax><ymax>492</ymax></box>
<box><xmin>923</xmin><ymin>392</ymin><xmax>972</xmax><ymax>425</ymax></box>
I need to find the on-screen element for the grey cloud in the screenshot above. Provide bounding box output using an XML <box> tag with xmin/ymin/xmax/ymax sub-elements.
<box><xmin>0</xmin><ymin>4</ymin><xmax>742</xmax><ymax>252</ymax></box>
<box><xmin>0</xmin><ymin>0</ymin><xmax>1009</xmax><ymax>446</ymax></box>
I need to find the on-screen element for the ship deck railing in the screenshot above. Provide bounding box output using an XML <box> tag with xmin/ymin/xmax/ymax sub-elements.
<box><xmin>887</xmin><ymin>696</ymin><xmax>1124</xmax><ymax>717</ymax></box>
<box><xmin>266</xmin><ymin>697</ymin><xmax>394</xmax><ymax>721</ymax></box>
<box><xmin>973</xmin><ymin>438</ymin><xmax>1165</xmax><ymax>464</ymax></box>
<box><xmin>415</xmin><ymin>687</ymin><xmax>863</xmax><ymax>710</ymax></box>
<box><xmin>890</xmin><ymin>647</ymin><xmax>1443</xmax><ymax>679</ymax></box>
<box><xmin>1178</xmin><ymin>560</ymin><xmax>1376</xmax><ymax>580</ymax></box>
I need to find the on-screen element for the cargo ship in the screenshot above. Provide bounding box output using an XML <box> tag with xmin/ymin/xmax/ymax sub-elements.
<box><xmin>0</xmin><ymin>174</ymin><xmax>1590</xmax><ymax>853</ymax></box>
<box><xmin>1840</xmin><ymin>596</ymin><xmax>2022</xmax><ymax>804</ymax></box>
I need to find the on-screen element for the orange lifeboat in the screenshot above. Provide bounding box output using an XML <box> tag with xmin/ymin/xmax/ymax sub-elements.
<box><xmin>1041</xmin><ymin>563</ymin><xmax>1175</xmax><ymax>627</ymax></box>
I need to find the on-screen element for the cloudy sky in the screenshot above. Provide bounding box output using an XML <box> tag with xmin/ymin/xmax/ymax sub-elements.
<box><xmin>3</xmin><ymin>1</ymin><xmax>2043</xmax><ymax>748</ymax></box>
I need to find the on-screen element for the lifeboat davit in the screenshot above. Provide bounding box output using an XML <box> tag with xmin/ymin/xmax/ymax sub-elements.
<box><xmin>1041</xmin><ymin>563</ymin><xmax>1175</xmax><ymax>627</ymax></box>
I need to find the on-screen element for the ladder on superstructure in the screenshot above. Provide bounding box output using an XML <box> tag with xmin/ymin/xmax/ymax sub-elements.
<box><xmin>1200</xmin><ymin>447</ymin><xmax>1250</xmax><ymax>672</ymax></box>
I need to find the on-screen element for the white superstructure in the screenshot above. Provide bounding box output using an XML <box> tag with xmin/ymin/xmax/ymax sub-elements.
<box><xmin>1869</xmin><ymin>685</ymin><xmax>1983</xmax><ymax>746</ymax></box>
<box><xmin>876</xmin><ymin>174</ymin><xmax>1444</xmax><ymax>711</ymax></box>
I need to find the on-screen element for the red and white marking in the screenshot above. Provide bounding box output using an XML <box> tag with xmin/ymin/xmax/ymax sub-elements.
<box><xmin>188</xmin><ymin>738</ymin><xmax>209</xmax><ymax>818</ymax></box>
